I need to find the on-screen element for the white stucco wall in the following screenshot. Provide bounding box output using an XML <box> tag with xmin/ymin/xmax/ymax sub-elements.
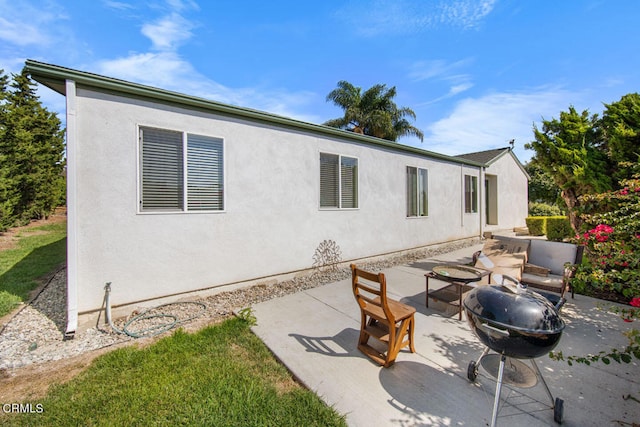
<box><xmin>484</xmin><ymin>153</ymin><xmax>529</xmax><ymax>230</ymax></box>
<box><xmin>71</xmin><ymin>87</ymin><xmax>527</xmax><ymax>313</ymax></box>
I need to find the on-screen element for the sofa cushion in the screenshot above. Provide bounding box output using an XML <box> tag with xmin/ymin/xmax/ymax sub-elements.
<box><xmin>524</xmin><ymin>263</ymin><xmax>550</xmax><ymax>277</ymax></box>
<box><xmin>521</xmin><ymin>272</ymin><xmax>564</xmax><ymax>291</ymax></box>
<box><xmin>528</xmin><ymin>240</ymin><xmax>578</xmax><ymax>276</ymax></box>
<box><xmin>474</xmin><ymin>238</ymin><xmax>529</xmax><ymax>283</ymax></box>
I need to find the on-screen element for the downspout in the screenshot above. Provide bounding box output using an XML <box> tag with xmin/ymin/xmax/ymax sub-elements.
<box><xmin>460</xmin><ymin>165</ymin><xmax>464</xmax><ymax>227</ymax></box>
<box><xmin>64</xmin><ymin>79</ymin><xmax>78</xmax><ymax>339</ymax></box>
<box><xmin>479</xmin><ymin>166</ymin><xmax>485</xmax><ymax>239</ymax></box>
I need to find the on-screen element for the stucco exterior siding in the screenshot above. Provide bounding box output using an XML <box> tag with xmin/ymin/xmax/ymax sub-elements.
<box><xmin>72</xmin><ymin>88</ymin><xmax>483</xmax><ymax>312</ymax></box>
<box><xmin>484</xmin><ymin>153</ymin><xmax>529</xmax><ymax>230</ymax></box>
<box><xmin>24</xmin><ymin>61</ymin><xmax>529</xmax><ymax>332</ymax></box>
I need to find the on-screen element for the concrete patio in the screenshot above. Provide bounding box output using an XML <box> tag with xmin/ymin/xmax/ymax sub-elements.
<box><xmin>251</xmin><ymin>244</ymin><xmax>639</xmax><ymax>426</ymax></box>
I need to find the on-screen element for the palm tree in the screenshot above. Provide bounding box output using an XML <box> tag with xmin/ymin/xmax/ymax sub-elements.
<box><xmin>324</xmin><ymin>81</ymin><xmax>424</xmax><ymax>142</ymax></box>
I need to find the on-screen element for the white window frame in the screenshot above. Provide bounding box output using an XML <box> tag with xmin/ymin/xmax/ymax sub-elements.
<box><xmin>406</xmin><ymin>166</ymin><xmax>428</xmax><ymax>217</ymax></box>
<box><xmin>319</xmin><ymin>152</ymin><xmax>359</xmax><ymax>210</ymax></box>
<box><xmin>138</xmin><ymin>125</ymin><xmax>225</xmax><ymax>214</ymax></box>
<box><xmin>464</xmin><ymin>174</ymin><xmax>478</xmax><ymax>213</ymax></box>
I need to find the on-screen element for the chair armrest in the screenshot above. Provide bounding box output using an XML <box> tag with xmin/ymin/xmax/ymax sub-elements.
<box><xmin>562</xmin><ymin>263</ymin><xmax>580</xmax><ymax>298</ymax></box>
<box><xmin>470</xmin><ymin>250</ymin><xmax>481</xmax><ymax>266</ymax></box>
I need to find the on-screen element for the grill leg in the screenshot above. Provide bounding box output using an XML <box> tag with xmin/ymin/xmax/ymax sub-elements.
<box><xmin>490</xmin><ymin>354</ymin><xmax>506</xmax><ymax>427</ymax></box>
<box><xmin>475</xmin><ymin>346</ymin><xmax>491</xmax><ymax>366</ymax></box>
<box><xmin>530</xmin><ymin>358</ymin><xmax>555</xmax><ymax>407</ymax></box>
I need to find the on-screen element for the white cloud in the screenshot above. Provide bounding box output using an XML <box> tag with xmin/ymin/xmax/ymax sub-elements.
<box><xmin>93</xmin><ymin>1</ymin><xmax>321</xmax><ymax>122</ymax></box>
<box><xmin>415</xmin><ymin>87</ymin><xmax>578</xmax><ymax>163</ymax></box>
<box><xmin>450</xmin><ymin>83</ymin><xmax>474</xmax><ymax>96</ymax></box>
<box><xmin>96</xmin><ymin>51</ymin><xmax>320</xmax><ymax>122</ymax></box>
<box><xmin>141</xmin><ymin>13</ymin><xmax>194</xmax><ymax>51</ymax></box>
<box><xmin>0</xmin><ymin>0</ymin><xmax>64</xmax><ymax>47</ymax></box>
<box><xmin>438</xmin><ymin>0</ymin><xmax>497</xmax><ymax>29</ymax></box>
<box><xmin>165</xmin><ymin>0</ymin><xmax>199</xmax><ymax>13</ymax></box>
<box><xmin>1</xmin><ymin>0</ymin><xmax>321</xmax><ymax>127</ymax></box>
<box><xmin>409</xmin><ymin>58</ymin><xmax>475</xmax><ymax>101</ymax></box>
<box><xmin>339</xmin><ymin>0</ymin><xmax>497</xmax><ymax>36</ymax></box>
<box><xmin>102</xmin><ymin>1</ymin><xmax>135</xmax><ymax>11</ymax></box>
<box><xmin>97</xmin><ymin>52</ymin><xmax>199</xmax><ymax>89</ymax></box>
<box><xmin>409</xmin><ymin>58</ymin><xmax>474</xmax><ymax>82</ymax></box>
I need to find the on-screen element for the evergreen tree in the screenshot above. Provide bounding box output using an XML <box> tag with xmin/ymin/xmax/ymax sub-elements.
<box><xmin>601</xmin><ymin>93</ymin><xmax>640</xmax><ymax>182</ymax></box>
<box><xmin>525</xmin><ymin>162</ymin><xmax>561</xmax><ymax>205</ymax></box>
<box><xmin>525</xmin><ymin>106</ymin><xmax>612</xmax><ymax>232</ymax></box>
<box><xmin>525</xmin><ymin>95</ymin><xmax>640</xmax><ymax>233</ymax></box>
<box><xmin>0</xmin><ymin>69</ymin><xmax>18</xmax><ymax>231</ymax></box>
<box><xmin>0</xmin><ymin>68</ymin><xmax>65</xmax><ymax>230</ymax></box>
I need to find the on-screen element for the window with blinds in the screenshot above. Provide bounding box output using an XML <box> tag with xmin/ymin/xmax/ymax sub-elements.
<box><xmin>320</xmin><ymin>153</ymin><xmax>358</xmax><ymax>209</ymax></box>
<box><xmin>140</xmin><ymin>127</ymin><xmax>224</xmax><ymax>212</ymax></box>
<box><xmin>140</xmin><ymin>128</ymin><xmax>184</xmax><ymax>211</ymax></box>
<box><xmin>187</xmin><ymin>134</ymin><xmax>224</xmax><ymax>211</ymax></box>
<box><xmin>464</xmin><ymin>174</ymin><xmax>478</xmax><ymax>213</ymax></box>
<box><xmin>406</xmin><ymin>166</ymin><xmax>428</xmax><ymax>217</ymax></box>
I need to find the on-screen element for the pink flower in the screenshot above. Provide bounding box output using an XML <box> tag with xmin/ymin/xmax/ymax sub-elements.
<box><xmin>620</xmin><ymin>188</ymin><xmax>629</xmax><ymax>195</ymax></box>
<box><xmin>594</xmin><ymin>224</ymin><xmax>613</xmax><ymax>233</ymax></box>
<box><xmin>630</xmin><ymin>297</ymin><xmax>640</xmax><ymax>308</ymax></box>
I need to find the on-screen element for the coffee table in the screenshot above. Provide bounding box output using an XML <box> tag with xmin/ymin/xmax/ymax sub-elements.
<box><xmin>425</xmin><ymin>265</ymin><xmax>491</xmax><ymax>320</ymax></box>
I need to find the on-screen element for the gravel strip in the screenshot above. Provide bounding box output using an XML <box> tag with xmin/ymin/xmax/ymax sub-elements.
<box><xmin>0</xmin><ymin>239</ymin><xmax>479</xmax><ymax>371</ymax></box>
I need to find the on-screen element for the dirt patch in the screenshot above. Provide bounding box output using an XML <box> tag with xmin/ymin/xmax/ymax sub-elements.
<box><xmin>0</xmin><ymin>209</ymin><xmax>80</xmax><ymax>402</ymax></box>
<box><xmin>0</xmin><ymin>342</ymin><xmax>129</xmax><ymax>402</ymax></box>
<box><xmin>0</xmin><ymin>207</ymin><xmax>66</xmax><ymax>252</ymax></box>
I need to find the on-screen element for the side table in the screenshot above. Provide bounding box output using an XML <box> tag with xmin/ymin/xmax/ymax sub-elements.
<box><xmin>425</xmin><ymin>265</ymin><xmax>491</xmax><ymax>320</ymax></box>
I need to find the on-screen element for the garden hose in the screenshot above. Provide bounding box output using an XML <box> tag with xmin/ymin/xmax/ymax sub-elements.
<box><xmin>104</xmin><ymin>282</ymin><xmax>207</xmax><ymax>338</ymax></box>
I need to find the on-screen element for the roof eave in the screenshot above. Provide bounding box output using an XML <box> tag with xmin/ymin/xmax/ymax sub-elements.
<box><xmin>484</xmin><ymin>148</ymin><xmax>530</xmax><ymax>180</ymax></box>
<box><xmin>25</xmin><ymin>60</ymin><xmax>484</xmax><ymax>168</ymax></box>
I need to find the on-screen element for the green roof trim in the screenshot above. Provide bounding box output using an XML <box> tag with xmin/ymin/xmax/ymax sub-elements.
<box><xmin>25</xmin><ymin>60</ymin><xmax>485</xmax><ymax>167</ymax></box>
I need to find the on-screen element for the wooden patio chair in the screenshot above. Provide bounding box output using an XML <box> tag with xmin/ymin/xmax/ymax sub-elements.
<box><xmin>350</xmin><ymin>264</ymin><xmax>416</xmax><ymax>367</ymax></box>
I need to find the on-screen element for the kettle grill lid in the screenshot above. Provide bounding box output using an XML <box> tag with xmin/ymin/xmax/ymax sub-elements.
<box><xmin>463</xmin><ymin>285</ymin><xmax>565</xmax><ymax>334</ymax></box>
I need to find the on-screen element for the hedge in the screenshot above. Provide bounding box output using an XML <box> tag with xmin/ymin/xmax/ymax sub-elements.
<box><xmin>525</xmin><ymin>216</ymin><xmax>573</xmax><ymax>240</ymax></box>
<box><xmin>546</xmin><ymin>216</ymin><xmax>574</xmax><ymax>241</ymax></box>
<box><xmin>525</xmin><ymin>216</ymin><xmax>546</xmax><ymax>236</ymax></box>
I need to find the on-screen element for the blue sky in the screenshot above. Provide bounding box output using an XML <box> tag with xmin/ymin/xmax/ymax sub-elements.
<box><xmin>1</xmin><ymin>0</ymin><xmax>639</xmax><ymax>163</ymax></box>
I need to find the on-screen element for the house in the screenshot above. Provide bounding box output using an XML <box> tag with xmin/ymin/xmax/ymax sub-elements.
<box><xmin>455</xmin><ymin>148</ymin><xmax>530</xmax><ymax>229</ymax></box>
<box><xmin>24</xmin><ymin>60</ymin><xmax>529</xmax><ymax>336</ymax></box>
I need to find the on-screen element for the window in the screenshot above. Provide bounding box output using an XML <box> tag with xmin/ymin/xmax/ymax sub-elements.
<box><xmin>140</xmin><ymin>127</ymin><xmax>224</xmax><ymax>212</ymax></box>
<box><xmin>406</xmin><ymin>166</ymin><xmax>428</xmax><ymax>217</ymax></box>
<box><xmin>320</xmin><ymin>153</ymin><xmax>358</xmax><ymax>209</ymax></box>
<box><xmin>464</xmin><ymin>174</ymin><xmax>478</xmax><ymax>213</ymax></box>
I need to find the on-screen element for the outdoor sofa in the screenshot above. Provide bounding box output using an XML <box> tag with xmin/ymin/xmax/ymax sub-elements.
<box><xmin>482</xmin><ymin>235</ymin><xmax>584</xmax><ymax>299</ymax></box>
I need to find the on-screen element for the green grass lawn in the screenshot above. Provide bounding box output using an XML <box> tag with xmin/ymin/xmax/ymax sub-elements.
<box><xmin>0</xmin><ymin>219</ymin><xmax>346</xmax><ymax>426</ymax></box>
<box><xmin>2</xmin><ymin>318</ymin><xmax>347</xmax><ymax>427</ymax></box>
<box><xmin>0</xmin><ymin>221</ymin><xmax>66</xmax><ymax>317</ymax></box>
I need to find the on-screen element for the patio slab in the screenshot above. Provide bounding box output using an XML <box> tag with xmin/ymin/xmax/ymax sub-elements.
<box><xmin>251</xmin><ymin>245</ymin><xmax>639</xmax><ymax>426</ymax></box>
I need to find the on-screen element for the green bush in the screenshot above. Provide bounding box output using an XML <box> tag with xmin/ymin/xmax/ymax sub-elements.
<box><xmin>525</xmin><ymin>216</ymin><xmax>546</xmax><ymax>236</ymax></box>
<box><xmin>546</xmin><ymin>216</ymin><xmax>573</xmax><ymax>241</ymax></box>
<box><xmin>528</xmin><ymin>202</ymin><xmax>562</xmax><ymax>216</ymax></box>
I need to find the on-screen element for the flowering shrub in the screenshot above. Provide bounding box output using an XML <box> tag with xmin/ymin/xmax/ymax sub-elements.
<box><xmin>550</xmin><ymin>174</ymin><xmax>640</xmax><ymax>365</ymax></box>
<box><xmin>621</xmin><ymin>297</ymin><xmax>640</xmax><ymax>322</ymax></box>
<box><xmin>571</xmin><ymin>177</ymin><xmax>640</xmax><ymax>299</ymax></box>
